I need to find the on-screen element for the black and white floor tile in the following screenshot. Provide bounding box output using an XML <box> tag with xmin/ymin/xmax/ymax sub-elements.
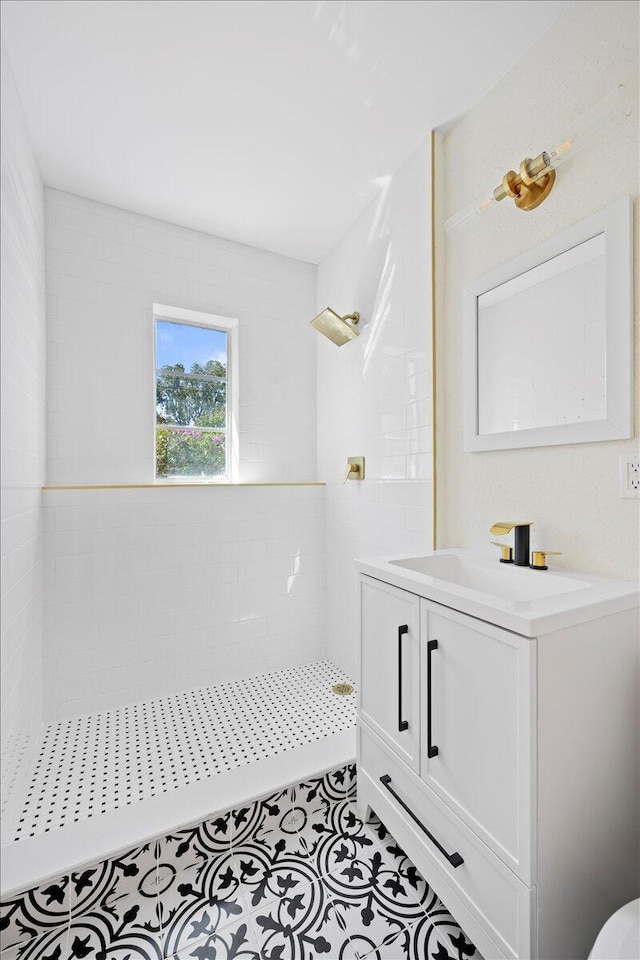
<box><xmin>6</xmin><ymin>661</ymin><xmax>356</xmax><ymax>843</ymax></box>
<box><xmin>0</xmin><ymin>766</ymin><xmax>481</xmax><ymax>960</ymax></box>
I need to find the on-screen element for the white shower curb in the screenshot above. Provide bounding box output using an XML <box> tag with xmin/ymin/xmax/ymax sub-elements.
<box><xmin>1</xmin><ymin>728</ymin><xmax>356</xmax><ymax>899</ymax></box>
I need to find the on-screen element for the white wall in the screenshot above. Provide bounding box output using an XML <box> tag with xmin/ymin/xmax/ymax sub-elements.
<box><xmin>42</xmin><ymin>190</ymin><xmax>328</xmax><ymax>718</ymax></box>
<box><xmin>317</xmin><ymin>138</ymin><xmax>434</xmax><ymax>678</ymax></box>
<box><xmin>45</xmin><ymin>189</ymin><xmax>317</xmax><ymax>484</ymax></box>
<box><xmin>43</xmin><ymin>485</ymin><xmax>325</xmax><ymax>720</ymax></box>
<box><xmin>0</xmin><ymin>48</ymin><xmax>46</xmax><ymax>756</ymax></box>
<box><xmin>439</xmin><ymin>0</ymin><xmax>639</xmax><ymax>579</ymax></box>
<box><xmin>41</xmin><ymin>191</ymin><xmax>329</xmax><ymax>719</ymax></box>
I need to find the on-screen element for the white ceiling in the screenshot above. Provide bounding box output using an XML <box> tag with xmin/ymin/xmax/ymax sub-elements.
<box><xmin>2</xmin><ymin>0</ymin><xmax>571</xmax><ymax>263</ymax></box>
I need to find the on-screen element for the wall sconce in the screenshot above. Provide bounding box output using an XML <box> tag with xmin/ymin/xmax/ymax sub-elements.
<box><xmin>445</xmin><ymin>83</ymin><xmax>633</xmax><ymax>233</ymax></box>
<box><xmin>492</xmin><ymin>151</ymin><xmax>556</xmax><ymax>211</ymax></box>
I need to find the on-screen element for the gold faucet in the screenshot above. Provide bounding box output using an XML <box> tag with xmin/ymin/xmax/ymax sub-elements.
<box><xmin>491</xmin><ymin>541</ymin><xmax>514</xmax><ymax>564</ymax></box>
<box><xmin>489</xmin><ymin>521</ymin><xmax>534</xmax><ymax>567</ymax></box>
<box><xmin>530</xmin><ymin>550</ymin><xmax>562</xmax><ymax>571</ymax></box>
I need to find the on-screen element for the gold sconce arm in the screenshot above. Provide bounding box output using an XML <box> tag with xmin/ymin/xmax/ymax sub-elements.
<box><xmin>492</xmin><ymin>152</ymin><xmax>556</xmax><ymax>211</ymax></box>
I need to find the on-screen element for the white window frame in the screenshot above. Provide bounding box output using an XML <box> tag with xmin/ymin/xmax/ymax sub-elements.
<box><xmin>153</xmin><ymin>303</ymin><xmax>239</xmax><ymax>482</ymax></box>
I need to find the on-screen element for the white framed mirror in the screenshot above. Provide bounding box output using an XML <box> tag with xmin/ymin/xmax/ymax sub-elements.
<box><xmin>464</xmin><ymin>195</ymin><xmax>633</xmax><ymax>451</ymax></box>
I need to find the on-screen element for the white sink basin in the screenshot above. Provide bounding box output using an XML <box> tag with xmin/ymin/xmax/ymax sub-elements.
<box><xmin>357</xmin><ymin>549</ymin><xmax>639</xmax><ymax>637</ymax></box>
<box><xmin>389</xmin><ymin>553</ymin><xmax>589</xmax><ymax>602</ymax></box>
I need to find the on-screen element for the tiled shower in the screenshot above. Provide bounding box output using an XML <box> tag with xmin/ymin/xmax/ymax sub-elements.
<box><xmin>1</xmin><ymin>19</ymin><xmax>437</xmax><ymax>960</ymax></box>
<box><xmin>42</xmin><ymin>485</ymin><xmax>326</xmax><ymax>720</ymax></box>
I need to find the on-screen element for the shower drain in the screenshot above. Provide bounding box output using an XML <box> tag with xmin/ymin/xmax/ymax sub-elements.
<box><xmin>332</xmin><ymin>682</ymin><xmax>354</xmax><ymax>696</ymax></box>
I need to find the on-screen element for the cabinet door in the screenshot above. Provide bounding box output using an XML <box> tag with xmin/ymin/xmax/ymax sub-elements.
<box><xmin>359</xmin><ymin>576</ymin><xmax>420</xmax><ymax>772</ymax></box>
<box><xmin>420</xmin><ymin>601</ymin><xmax>535</xmax><ymax>883</ymax></box>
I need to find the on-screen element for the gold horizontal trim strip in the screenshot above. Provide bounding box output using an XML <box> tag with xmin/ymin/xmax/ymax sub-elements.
<box><xmin>43</xmin><ymin>482</ymin><xmax>326</xmax><ymax>491</ymax></box>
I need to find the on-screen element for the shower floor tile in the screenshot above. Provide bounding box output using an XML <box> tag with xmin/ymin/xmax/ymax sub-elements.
<box><xmin>5</xmin><ymin>660</ymin><xmax>356</xmax><ymax>843</ymax></box>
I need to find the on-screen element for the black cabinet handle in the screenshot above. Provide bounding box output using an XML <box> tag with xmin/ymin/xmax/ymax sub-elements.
<box><xmin>379</xmin><ymin>774</ymin><xmax>463</xmax><ymax>868</ymax></box>
<box><xmin>398</xmin><ymin>625</ymin><xmax>409</xmax><ymax>732</ymax></box>
<box><xmin>427</xmin><ymin>639</ymin><xmax>439</xmax><ymax>758</ymax></box>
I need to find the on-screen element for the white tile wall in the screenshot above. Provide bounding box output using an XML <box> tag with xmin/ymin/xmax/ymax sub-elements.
<box><xmin>44</xmin><ymin>188</ymin><xmax>317</xmax><ymax>484</ymax></box>
<box><xmin>43</xmin><ymin>485</ymin><xmax>326</xmax><ymax>719</ymax></box>
<box><xmin>317</xmin><ymin>138</ymin><xmax>434</xmax><ymax>678</ymax></box>
<box><xmin>0</xmin><ymin>47</ymin><xmax>46</xmax><ymax>756</ymax></box>
<box><xmin>4</xmin><ymin>83</ymin><xmax>434</xmax><ymax>728</ymax></box>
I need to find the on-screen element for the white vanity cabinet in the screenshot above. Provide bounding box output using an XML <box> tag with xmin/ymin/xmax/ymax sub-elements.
<box><xmin>420</xmin><ymin>604</ymin><xmax>534</xmax><ymax>884</ymax></box>
<box><xmin>356</xmin><ymin>564</ymin><xmax>639</xmax><ymax>960</ymax></box>
<box><xmin>359</xmin><ymin>577</ymin><xmax>420</xmax><ymax>772</ymax></box>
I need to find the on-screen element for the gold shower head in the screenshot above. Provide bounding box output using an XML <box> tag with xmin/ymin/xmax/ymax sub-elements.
<box><xmin>310</xmin><ymin>307</ymin><xmax>360</xmax><ymax>346</ymax></box>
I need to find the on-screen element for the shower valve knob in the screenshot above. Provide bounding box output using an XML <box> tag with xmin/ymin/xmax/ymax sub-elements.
<box><xmin>342</xmin><ymin>456</ymin><xmax>365</xmax><ymax>483</ymax></box>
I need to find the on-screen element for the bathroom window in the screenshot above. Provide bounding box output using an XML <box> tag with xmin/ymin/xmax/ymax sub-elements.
<box><xmin>154</xmin><ymin>305</ymin><xmax>238</xmax><ymax>480</ymax></box>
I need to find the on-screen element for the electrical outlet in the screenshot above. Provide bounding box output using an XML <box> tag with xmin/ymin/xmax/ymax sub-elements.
<box><xmin>620</xmin><ymin>455</ymin><xmax>640</xmax><ymax>498</ymax></box>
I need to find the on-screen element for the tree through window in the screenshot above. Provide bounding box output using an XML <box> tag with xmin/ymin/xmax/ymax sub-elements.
<box><xmin>155</xmin><ymin>317</ymin><xmax>230</xmax><ymax>478</ymax></box>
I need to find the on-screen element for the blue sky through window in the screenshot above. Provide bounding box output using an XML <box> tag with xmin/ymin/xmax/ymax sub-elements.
<box><xmin>156</xmin><ymin>320</ymin><xmax>227</xmax><ymax>371</ymax></box>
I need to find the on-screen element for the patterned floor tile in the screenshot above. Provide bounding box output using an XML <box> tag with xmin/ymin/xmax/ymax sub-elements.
<box><xmin>69</xmin><ymin>841</ymin><xmax>159</xmax><ymax>919</ymax></box>
<box><xmin>0</xmin><ymin>875</ymin><xmax>70</xmax><ymax>952</ymax></box>
<box><xmin>426</xmin><ymin>906</ymin><xmax>481</xmax><ymax>960</ymax></box>
<box><xmin>291</xmin><ymin>767</ymin><xmax>352</xmax><ymax>811</ymax></box>
<box><xmin>344</xmin><ymin>763</ymin><xmax>357</xmax><ymax>803</ymax></box>
<box><xmin>0</xmin><ymin>766</ymin><xmax>481</xmax><ymax>960</ymax></box>
<box><xmin>231</xmin><ymin>787</ymin><xmax>318</xmax><ymax>876</ymax></box>
<box><xmin>301</xmin><ymin>800</ymin><xmax>379</xmax><ymax>879</ymax></box>
<box><xmin>64</xmin><ymin>894</ymin><xmax>163</xmax><ymax>958</ymax></box>
<box><xmin>353</xmin><ymin>913</ymin><xmax>444</xmax><ymax>960</ymax></box>
<box><xmin>229</xmin><ymin>784</ymin><xmax>377</xmax><ymax>914</ymax></box>
<box><xmin>364</xmin><ymin>811</ymin><xmax>392</xmax><ymax>847</ymax></box>
<box><xmin>158</xmin><ymin>851</ymin><xmax>246</xmax><ymax>958</ymax></box>
<box><xmin>55</xmin><ymin>843</ymin><xmax>163</xmax><ymax>958</ymax></box>
<box><xmin>376</xmin><ymin>837</ymin><xmax>439</xmax><ymax>916</ymax></box>
<box><xmin>233</xmin><ymin>843</ymin><xmax>320</xmax><ymax>914</ymax></box>
<box><xmin>323</xmin><ymin>841</ymin><xmax>432</xmax><ymax>955</ymax></box>
<box><xmin>160</xmin><ymin>810</ymin><xmax>232</xmax><ymax>872</ymax></box>
<box><xmin>231</xmin><ymin>787</ymin><xmax>294</xmax><ymax>849</ymax></box>
<box><xmin>170</xmin><ymin>916</ymin><xmax>261</xmax><ymax>959</ymax></box>
<box><xmin>0</xmin><ymin>924</ymin><xmax>69</xmax><ymax>960</ymax></box>
<box><xmin>250</xmin><ymin>876</ymin><xmax>354</xmax><ymax>959</ymax></box>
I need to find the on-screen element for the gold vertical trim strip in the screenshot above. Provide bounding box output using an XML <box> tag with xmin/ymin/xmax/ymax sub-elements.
<box><xmin>430</xmin><ymin>129</ymin><xmax>438</xmax><ymax>550</ymax></box>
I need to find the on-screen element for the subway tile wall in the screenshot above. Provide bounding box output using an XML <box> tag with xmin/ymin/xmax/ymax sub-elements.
<box><xmin>1</xmin><ymin>48</ymin><xmax>46</xmax><ymax>755</ymax></box>
<box><xmin>317</xmin><ymin>138</ymin><xmax>434</xmax><ymax>679</ymax></box>
<box><xmin>7</xmin><ymin>114</ymin><xmax>434</xmax><ymax>725</ymax></box>
<box><xmin>43</xmin><ymin>485</ymin><xmax>326</xmax><ymax>720</ymax></box>
<box><xmin>44</xmin><ymin>188</ymin><xmax>317</xmax><ymax>484</ymax></box>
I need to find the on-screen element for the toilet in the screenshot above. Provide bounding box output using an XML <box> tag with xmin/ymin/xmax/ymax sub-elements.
<box><xmin>588</xmin><ymin>899</ymin><xmax>640</xmax><ymax>959</ymax></box>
